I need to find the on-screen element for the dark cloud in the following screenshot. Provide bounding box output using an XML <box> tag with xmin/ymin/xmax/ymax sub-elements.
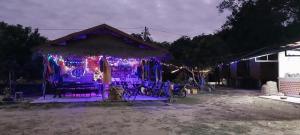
<box><xmin>0</xmin><ymin>0</ymin><xmax>228</xmax><ymax>42</ymax></box>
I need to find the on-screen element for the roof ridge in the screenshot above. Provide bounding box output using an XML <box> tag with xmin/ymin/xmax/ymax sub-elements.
<box><xmin>46</xmin><ymin>24</ymin><xmax>167</xmax><ymax>52</ymax></box>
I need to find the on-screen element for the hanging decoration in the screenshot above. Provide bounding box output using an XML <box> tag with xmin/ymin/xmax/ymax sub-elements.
<box><xmin>71</xmin><ymin>67</ymin><xmax>85</xmax><ymax>78</ymax></box>
<box><xmin>86</xmin><ymin>56</ymin><xmax>100</xmax><ymax>72</ymax></box>
<box><xmin>141</xmin><ymin>60</ymin><xmax>145</xmax><ymax>80</ymax></box>
<box><xmin>93</xmin><ymin>70</ymin><xmax>103</xmax><ymax>81</ymax></box>
<box><xmin>45</xmin><ymin>54</ymin><xmax>160</xmax><ymax>83</ymax></box>
<box><xmin>102</xmin><ymin>56</ymin><xmax>112</xmax><ymax>84</ymax></box>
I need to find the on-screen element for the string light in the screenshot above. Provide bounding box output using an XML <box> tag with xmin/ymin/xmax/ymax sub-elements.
<box><xmin>161</xmin><ymin>62</ymin><xmax>211</xmax><ymax>74</ymax></box>
<box><xmin>47</xmin><ymin>54</ymin><xmax>151</xmax><ymax>80</ymax></box>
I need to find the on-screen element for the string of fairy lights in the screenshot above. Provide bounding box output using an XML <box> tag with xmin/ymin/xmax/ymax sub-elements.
<box><xmin>161</xmin><ymin>63</ymin><xmax>211</xmax><ymax>74</ymax></box>
<box><xmin>40</xmin><ymin>25</ymin><xmax>211</xmax><ymax>74</ymax></box>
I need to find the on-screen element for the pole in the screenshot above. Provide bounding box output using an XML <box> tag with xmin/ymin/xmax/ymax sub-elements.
<box><xmin>42</xmin><ymin>57</ymin><xmax>47</xmax><ymax>99</ymax></box>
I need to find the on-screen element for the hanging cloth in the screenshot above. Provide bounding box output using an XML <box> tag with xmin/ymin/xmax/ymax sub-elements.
<box><xmin>102</xmin><ymin>57</ymin><xmax>111</xmax><ymax>84</ymax></box>
<box><xmin>155</xmin><ymin>65</ymin><xmax>158</xmax><ymax>82</ymax></box>
<box><xmin>137</xmin><ymin>65</ymin><xmax>142</xmax><ymax>79</ymax></box>
<box><xmin>43</xmin><ymin>58</ymin><xmax>50</xmax><ymax>80</ymax></box>
<box><xmin>141</xmin><ymin>60</ymin><xmax>145</xmax><ymax>80</ymax></box>
<box><xmin>146</xmin><ymin>61</ymin><xmax>150</xmax><ymax>80</ymax></box>
<box><xmin>159</xmin><ymin>64</ymin><xmax>163</xmax><ymax>82</ymax></box>
<box><xmin>143</xmin><ymin>60</ymin><xmax>146</xmax><ymax>80</ymax></box>
<box><xmin>99</xmin><ymin>58</ymin><xmax>105</xmax><ymax>72</ymax></box>
<box><xmin>48</xmin><ymin>57</ymin><xmax>56</xmax><ymax>75</ymax></box>
<box><xmin>48</xmin><ymin>57</ymin><xmax>59</xmax><ymax>82</ymax></box>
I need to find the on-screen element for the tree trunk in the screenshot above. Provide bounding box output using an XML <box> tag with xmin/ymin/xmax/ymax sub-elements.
<box><xmin>42</xmin><ymin>57</ymin><xmax>47</xmax><ymax>99</ymax></box>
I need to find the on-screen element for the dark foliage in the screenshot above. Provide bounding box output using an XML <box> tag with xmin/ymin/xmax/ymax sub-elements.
<box><xmin>0</xmin><ymin>22</ymin><xmax>47</xmax><ymax>81</ymax></box>
<box><xmin>168</xmin><ymin>0</ymin><xmax>300</xmax><ymax>69</ymax></box>
<box><xmin>219</xmin><ymin>0</ymin><xmax>300</xmax><ymax>53</ymax></box>
<box><xmin>169</xmin><ymin>34</ymin><xmax>229</xmax><ymax>68</ymax></box>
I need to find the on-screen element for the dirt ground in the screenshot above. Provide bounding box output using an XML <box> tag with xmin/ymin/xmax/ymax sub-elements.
<box><xmin>0</xmin><ymin>88</ymin><xmax>300</xmax><ymax>135</ymax></box>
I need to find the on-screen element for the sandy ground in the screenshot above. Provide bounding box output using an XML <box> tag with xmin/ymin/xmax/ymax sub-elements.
<box><xmin>0</xmin><ymin>88</ymin><xmax>300</xmax><ymax>135</ymax></box>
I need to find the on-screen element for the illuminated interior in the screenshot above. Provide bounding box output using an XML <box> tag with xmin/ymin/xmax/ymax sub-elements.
<box><xmin>46</xmin><ymin>54</ymin><xmax>162</xmax><ymax>84</ymax></box>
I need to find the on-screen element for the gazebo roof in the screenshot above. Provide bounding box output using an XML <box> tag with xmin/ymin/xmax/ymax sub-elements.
<box><xmin>35</xmin><ymin>24</ymin><xmax>168</xmax><ymax>58</ymax></box>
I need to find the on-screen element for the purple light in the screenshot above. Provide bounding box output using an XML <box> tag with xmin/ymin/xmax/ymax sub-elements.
<box><xmin>47</xmin><ymin>54</ymin><xmax>155</xmax><ymax>84</ymax></box>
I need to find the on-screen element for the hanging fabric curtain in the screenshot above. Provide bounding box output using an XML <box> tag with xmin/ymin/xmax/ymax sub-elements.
<box><xmin>146</xmin><ymin>61</ymin><xmax>150</xmax><ymax>80</ymax></box>
<box><xmin>159</xmin><ymin>64</ymin><xmax>163</xmax><ymax>82</ymax></box>
<box><xmin>48</xmin><ymin>57</ymin><xmax>56</xmax><ymax>75</ymax></box>
<box><xmin>57</xmin><ymin>59</ymin><xmax>67</xmax><ymax>74</ymax></box>
<box><xmin>141</xmin><ymin>60</ymin><xmax>145</xmax><ymax>80</ymax></box>
<box><xmin>102</xmin><ymin>57</ymin><xmax>111</xmax><ymax>84</ymax></box>
<box><xmin>143</xmin><ymin>60</ymin><xmax>147</xmax><ymax>80</ymax></box>
<box><xmin>155</xmin><ymin>62</ymin><xmax>162</xmax><ymax>82</ymax></box>
<box><xmin>137</xmin><ymin>65</ymin><xmax>142</xmax><ymax>80</ymax></box>
<box><xmin>99</xmin><ymin>57</ymin><xmax>104</xmax><ymax>72</ymax></box>
<box><xmin>42</xmin><ymin>57</ymin><xmax>48</xmax><ymax>99</ymax></box>
<box><xmin>48</xmin><ymin>57</ymin><xmax>58</xmax><ymax>82</ymax></box>
<box><xmin>154</xmin><ymin>62</ymin><xmax>158</xmax><ymax>82</ymax></box>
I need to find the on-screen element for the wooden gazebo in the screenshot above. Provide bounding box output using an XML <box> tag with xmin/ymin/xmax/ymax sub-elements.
<box><xmin>35</xmin><ymin>24</ymin><xmax>167</xmax><ymax>57</ymax></box>
<box><xmin>34</xmin><ymin>24</ymin><xmax>168</xmax><ymax>98</ymax></box>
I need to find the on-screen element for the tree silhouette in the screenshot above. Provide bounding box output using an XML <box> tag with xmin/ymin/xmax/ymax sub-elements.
<box><xmin>0</xmin><ymin>22</ymin><xmax>47</xmax><ymax>81</ymax></box>
<box><xmin>167</xmin><ymin>0</ymin><xmax>300</xmax><ymax>70</ymax></box>
<box><xmin>218</xmin><ymin>0</ymin><xmax>300</xmax><ymax>53</ymax></box>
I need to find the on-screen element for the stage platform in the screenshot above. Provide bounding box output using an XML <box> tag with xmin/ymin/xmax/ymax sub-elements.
<box><xmin>31</xmin><ymin>95</ymin><xmax>169</xmax><ymax>103</ymax></box>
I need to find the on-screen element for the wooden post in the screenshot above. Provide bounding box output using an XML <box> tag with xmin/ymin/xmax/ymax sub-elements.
<box><xmin>42</xmin><ymin>56</ymin><xmax>47</xmax><ymax>99</ymax></box>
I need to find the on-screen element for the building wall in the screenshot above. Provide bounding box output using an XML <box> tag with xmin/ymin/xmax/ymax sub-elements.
<box><xmin>279</xmin><ymin>78</ymin><xmax>300</xmax><ymax>96</ymax></box>
<box><xmin>278</xmin><ymin>51</ymin><xmax>300</xmax><ymax>96</ymax></box>
<box><xmin>230</xmin><ymin>63</ymin><xmax>237</xmax><ymax>79</ymax></box>
<box><xmin>249</xmin><ymin>59</ymin><xmax>261</xmax><ymax>80</ymax></box>
<box><xmin>260</xmin><ymin>62</ymin><xmax>278</xmax><ymax>83</ymax></box>
<box><xmin>278</xmin><ymin>51</ymin><xmax>300</xmax><ymax>78</ymax></box>
<box><xmin>237</xmin><ymin>61</ymin><xmax>250</xmax><ymax>77</ymax></box>
<box><xmin>230</xmin><ymin>59</ymin><xmax>278</xmax><ymax>89</ymax></box>
<box><xmin>228</xmin><ymin>61</ymin><xmax>258</xmax><ymax>89</ymax></box>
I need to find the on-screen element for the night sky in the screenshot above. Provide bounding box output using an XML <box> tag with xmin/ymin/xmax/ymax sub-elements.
<box><xmin>0</xmin><ymin>0</ymin><xmax>228</xmax><ymax>42</ymax></box>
